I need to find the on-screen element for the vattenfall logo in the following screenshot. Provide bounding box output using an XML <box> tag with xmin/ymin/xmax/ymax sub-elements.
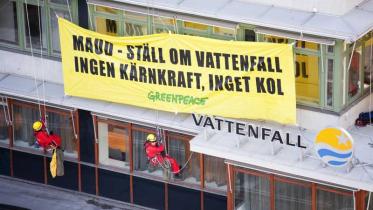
<box><xmin>315</xmin><ymin>128</ymin><xmax>354</xmax><ymax>167</ymax></box>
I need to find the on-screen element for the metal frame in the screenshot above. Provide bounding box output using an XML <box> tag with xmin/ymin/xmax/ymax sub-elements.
<box><xmin>229</xmin><ymin>165</ymin><xmax>365</xmax><ymax>210</ymax></box>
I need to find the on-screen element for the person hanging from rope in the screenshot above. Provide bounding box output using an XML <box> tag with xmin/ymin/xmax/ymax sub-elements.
<box><xmin>33</xmin><ymin>119</ymin><xmax>64</xmax><ymax>177</ymax></box>
<box><xmin>144</xmin><ymin>133</ymin><xmax>182</xmax><ymax>177</ymax></box>
<box><xmin>32</xmin><ymin>120</ymin><xmax>61</xmax><ymax>150</ymax></box>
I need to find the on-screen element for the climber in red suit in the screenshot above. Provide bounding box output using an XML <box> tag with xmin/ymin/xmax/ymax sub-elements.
<box><xmin>144</xmin><ymin>134</ymin><xmax>181</xmax><ymax>177</ymax></box>
<box><xmin>33</xmin><ymin>120</ymin><xmax>61</xmax><ymax>150</ymax></box>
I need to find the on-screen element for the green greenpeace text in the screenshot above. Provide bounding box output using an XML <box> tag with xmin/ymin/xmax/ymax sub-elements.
<box><xmin>148</xmin><ymin>91</ymin><xmax>208</xmax><ymax>105</ymax></box>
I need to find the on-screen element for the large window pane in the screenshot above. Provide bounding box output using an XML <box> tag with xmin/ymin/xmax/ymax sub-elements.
<box><xmin>50</xmin><ymin>9</ymin><xmax>70</xmax><ymax>53</ymax></box>
<box><xmin>95</xmin><ymin>17</ymin><xmax>119</xmax><ymax>36</ymax></box>
<box><xmin>275</xmin><ymin>179</ymin><xmax>311</xmax><ymax>210</ymax></box>
<box><xmin>213</xmin><ymin>27</ymin><xmax>235</xmax><ymax>39</ymax></box>
<box><xmin>46</xmin><ymin>111</ymin><xmax>77</xmax><ymax>157</ymax></box>
<box><xmin>124</xmin><ymin>11</ymin><xmax>147</xmax><ymax>36</ymax></box>
<box><xmin>263</xmin><ymin>35</ymin><xmax>289</xmax><ymax>44</ymax></box>
<box><xmin>295</xmin><ymin>40</ymin><xmax>320</xmax><ymax>51</ymax></box>
<box><xmin>234</xmin><ymin>171</ymin><xmax>270</xmax><ymax>210</ymax></box>
<box><xmin>0</xmin><ymin>105</ymin><xmax>9</xmax><ymax>143</ymax></box>
<box><xmin>348</xmin><ymin>44</ymin><xmax>362</xmax><ymax>99</ymax></box>
<box><xmin>95</xmin><ymin>5</ymin><xmax>119</xmax><ymax>14</ymax></box>
<box><xmin>168</xmin><ymin>134</ymin><xmax>200</xmax><ymax>185</ymax></box>
<box><xmin>13</xmin><ymin>104</ymin><xmax>39</xmax><ymax>148</ymax></box>
<box><xmin>133</xmin><ymin>129</ymin><xmax>164</xmax><ymax>177</ymax></box>
<box><xmin>295</xmin><ymin>54</ymin><xmax>320</xmax><ymax>104</ymax></box>
<box><xmin>24</xmin><ymin>4</ymin><xmax>47</xmax><ymax>50</ymax></box>
<box><xmin>183</xmin><ymin>21</ymin><xmax>208</xmax><ymax>31</ymax></box>
<box><xmin>317</xmin><ymin>188</ymin><xmax>353</xmax><ymax>210</ymax></box>
<box><xmin>245</xmin><ymin>29</ymin><xmax>256</xmax><ymax>42</ymax></box>
<box><xmin>204</xmin><ymin>155</ymin><xmax>226</xmax><ymax>191</ymax></box>
<box><xmin>153</xmin><ymin>16</ymin><xmax>175</xmax><ymax>34</ymax></box>
<box><xmin>364</xmin><ymin>32</ymin><xmax>373</xmax><ymax>91</ymax></box>
<box><xmin>98</xmin><ymin>121</ymin><xmax>130</xmax><ymax>168</ymax></box>
<box><xmin>327</xmin><ymin>59</ymin><xmax>334</xmax><ymax>106</ymax></box>
<box><xmin>50</xmin><ymin>0</ymin><xmax>71</xmax><ymax>5</ymax></box>
<box><xmin>0</xmin><ymin>1</ymin><xmax>18</xmax><ymax>44</ymax></box>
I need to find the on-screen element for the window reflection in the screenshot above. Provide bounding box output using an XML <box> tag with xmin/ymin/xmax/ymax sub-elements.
<box><xmin>96</xmin><ymin>17</ymin><xmax>119</xmax><ymax>36</ymax></box>
<box><xmin>295</xmin><ymin>54</ymin><xmax>320</xmax><ymax>104</ymax></box>
<box><xmin>24</xmin><ymin>4</ymin><xmax>47</xmax><ymax>50</ymax></box>
<box><xmin>348</xmin><ymin>45</ymin><xmax>362</xmax><ymax>98</ymax></box>
<box><xmin>0</xmin><ymin>1</ymin><xmax>18</xmax><ymax>45</ymax></box>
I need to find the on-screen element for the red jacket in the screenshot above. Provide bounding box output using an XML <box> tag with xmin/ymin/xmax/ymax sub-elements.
<box><xmin>144</xmin><ymin>142</ymin><xmax>164</xmax><ymax>159</ymax></box>
<box><xmin>34</xmin><ymin>130</ymin><xmax>61</xmax><ymax>149</ymax></box>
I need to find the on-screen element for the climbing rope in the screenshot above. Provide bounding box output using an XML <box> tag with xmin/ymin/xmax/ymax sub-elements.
<box><xmin>24</xmin><ymin>0</ymin><xmax>42</xmax><ymax>119</ymax></box>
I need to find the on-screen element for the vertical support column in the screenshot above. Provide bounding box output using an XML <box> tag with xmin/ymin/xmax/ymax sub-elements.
<box><xmin>165</xmin><ymin>182</ymin><xmax>169</xmax><ymax>210</ymax></box>
<box><xmin>93</xmin><ymin>115</ymin><xmax>99</xmax><ymax>196</ymax></box>
<box><xmin>200</xmin><ymin>153</ymin><xmax>204</xmax><ymax>210</ymax></box>
<box><xmin>312</xmin><ymin>183</ymin><xmax>317</xmax><ymax>210</ymax></box>
<box><xmin>75</xmin><ymin>110</ymin><xmax>82</xmax><ymax>192</ymax></box>
<box><xmin>270</xmin><ymin>175</ymin><xmax>275</xmax><ymax>210</ymax></box>
<box><xmin>129</xmin><ymin>123</ymin><xmax>133</xmax><ymax>203</ymax></box>
<box><xmin>7</xmin><ymin>98</ymin><xmax>14</xmax><ymax>177</ymax></box>
<box><xmin>227</xmin><ymin>163</ymin><xmax>234</xmax><ymax>210</ymax></box>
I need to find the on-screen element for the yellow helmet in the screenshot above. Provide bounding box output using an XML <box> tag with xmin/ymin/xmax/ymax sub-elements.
<box><xmin>147</xmin><ymin>134</ymin><xmax>156</xmax><ymax>142</ymax></box>
<box><xmin>33</xmin><ymin>121</ymin><xmax>43</xmax><ymax>131</ymax></box>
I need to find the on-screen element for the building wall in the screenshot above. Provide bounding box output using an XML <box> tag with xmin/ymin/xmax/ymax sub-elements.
<box><xmin>241</xmin><ymin>0</ymin><xmax>364</xmax><ymax>15</ymax></box>
<box><xmin>0</xmin><ymin>50</ymin><xmax>63</xmax><ymax>84</ymax></box>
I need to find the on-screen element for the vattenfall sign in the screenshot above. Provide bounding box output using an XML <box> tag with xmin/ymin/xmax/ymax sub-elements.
<box><xmin>192</xmin><ymin>114</ymin><xmax>307</xmax><ymax>149</ymax></box>
<box><xmin>59</xmin><ymin>18</ymin><xmax>296</xmax><ymax>125</ymax></box>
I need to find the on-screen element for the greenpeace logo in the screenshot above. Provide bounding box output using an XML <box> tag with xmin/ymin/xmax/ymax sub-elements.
<box><xmin>147</xmin><ymin>91</ymin><xmax>208</xmax><ymax>105</ymax></box>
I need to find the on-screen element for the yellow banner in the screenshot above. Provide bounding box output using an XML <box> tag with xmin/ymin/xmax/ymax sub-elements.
<box><xmin>59</xmin><ymin>18</ymin><xmax>296</xmax><ymax>124</ymax></box>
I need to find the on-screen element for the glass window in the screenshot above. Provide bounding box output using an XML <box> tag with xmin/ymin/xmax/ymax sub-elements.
<box><xmin>124</xmin><ymin>11</ymin><xmax>147</xmax><ymax>36</ymax></box>
<box><xmin>348</xmin><ymin>44</ymin><xmax>362</xmax><ymax>98</ymax></box>
<box><xmin>327</xmin><ymin>45</ymin><xmax>334</xmax><ymax>53</ymax></box>
<box><xmin>234</xmin><ymin>170</ymin><xmax>270</xmax><ymax>210</ymax></box>
<box><xmin>317</xmin><ymin>187</ymin><xmax>353</xmax><ymax>210</ymax></box>
<box><xmin>46</xmin><ymin>111</ymin><xmax>77</xmax><ymax>157</ymax></box>
<box><xmin>183</xmin><ymin>21</ymin><xmax>208</xmax><ymax>31</ymax></box>
<box><xmin>24</xmin><ymin>4</ymin><xmax>47</xmax><ymax>50</ymax></box>
<box><xmin>168</xmin><ymin>133</ymin><xmax>199</xmax><ymax>184</ymax></box>
<box><xmin>204</xmin><ymin>155</ymin><xmax>226</xmax><ymax>191</ymax></box>
<box><xmin>153</xmin><ymin>16</ymin><xmax>175</xmax><ymax>34</ymax></box>
<box><xmin>50</xmin><ymin>9</ymin><xmax>70</xmax><ymax>53</ymax></box>
<box><xmin>295</xmin><ymin>40</ymin><xmax>320</xmax><ymax>51</ymax></box>
<box><xmin>213</xmin><ymin>27</ymin><xmax>235</xmax><ymax>38</ymax></box>
<box><xmin>98</xmin><ymin>120</ymin><xmax>130</xmax><ymax>168</ymax></box>
<box><xmin>327</xmin><ymin>59</ymin><xmax>334</xmax><ymax>106</ymax></box>
<box><xmin>133</xmin><ymin>128</ymin><xmax>165</xmax><ymax>176</ymax></box>
<box><xmin>13</xmin><ymin>104</ymin><xmax>39</xmax><ymax>148</ymax></box>
<box><xmin>95</xmin><ymin>5</ymin><xmax>119</xmax><ymax>14</ymax></box>
<box><xmin>366</xmin><ymin>192</ymin><xmax>373</xmax><ymax>210</ymax></box>
<box><xmin>95</xmin><ymin>17</ymin><xmax>119</xmax><ymax>36</ymax></box>
<box><xmin>50</xmin><ymin>0</ymin><xmax>71</xmax><ymax>5</ymax></box>
<box><xmin>295</xmin><ymin>53</ymin><xmax>320</xmax><ymax>104</ymax></box>
<box><xmin>363</xmin><ymin>33</ymin><xmax>373</xmax><ymax>91</ymax></box>
<box><xmin>244</xmin><ymin>29</ymin><xmax>256</xmax><ymax>42</ymax></box>
<box><xmin>275</xmin><ymin>179</ymin><xmax>311</xmax><ymax>210</ymax></box>
<box><xmin>0</xmin><ymin>104</ymin><xmax>9</xmax><ymax>143</ymax></box>
<box><xmin>0</xmin><ymin>1</ymin><xmax>18</xmax><ymax>45</ymax></box>
<box><xmin>263</xmin><ymin>35</ymin><xmax>289</xmax><ymax>44</ymax></box>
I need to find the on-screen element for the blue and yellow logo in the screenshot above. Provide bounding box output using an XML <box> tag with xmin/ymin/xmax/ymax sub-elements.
<box><xmin>315</xmin><ymin>128</ymin><xmax>354</xmax><ymax>167</ymax></box>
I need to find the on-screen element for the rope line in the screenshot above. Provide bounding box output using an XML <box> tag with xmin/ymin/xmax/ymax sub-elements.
<box><xmin>25</xmin><ymin>0</ymin><xmax>42</xmax><ymax>119</ymax></box>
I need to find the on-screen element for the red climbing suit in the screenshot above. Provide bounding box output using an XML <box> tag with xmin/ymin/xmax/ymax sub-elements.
<box><xmin>144</xmin><ymin>142</ymin><xmax>180</xmax><ymax>173</ymax></box>
<box><xmin>34</xmin><ymin>121</ymin><xmax>61</xmax><ymax>149</ymax></box>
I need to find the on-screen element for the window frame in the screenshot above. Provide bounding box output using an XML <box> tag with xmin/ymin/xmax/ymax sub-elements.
<box><xmin>0</xmin><ymin>0</ymin><xmax>78</xmax><ymax>57</ymax></box>
<box><xmin>11</xmin><ymin>99</ymin><xmax>79</xmax><ymax>159</ymax></box>
<box><xmin>230</xmin><ymin>165</ymin><xmax>356</xmax><ymax>210</ymax></box>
